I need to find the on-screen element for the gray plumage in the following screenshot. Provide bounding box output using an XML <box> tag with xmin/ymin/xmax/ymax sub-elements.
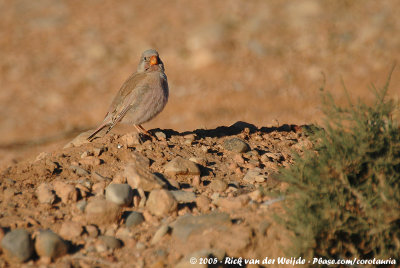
<box><xmin>87</xmin><ymin>49</ymin><xmax>169</xmax><ymax>141</ymax></box>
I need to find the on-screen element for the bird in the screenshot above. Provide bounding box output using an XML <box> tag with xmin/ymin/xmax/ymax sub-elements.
<box><xmin>87</xmin><ymin>49</ymin><xmax>169</xmax><ymax>141</ymax></box>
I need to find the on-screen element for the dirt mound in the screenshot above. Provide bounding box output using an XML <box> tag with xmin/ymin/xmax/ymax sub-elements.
<box><xmin>0</xmin><ymin>122</ymin><xmax>311</xmax><ymax>266</ymax></box>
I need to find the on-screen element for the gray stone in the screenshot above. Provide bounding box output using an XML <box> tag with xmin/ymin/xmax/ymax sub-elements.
<box><xmin>170</xmin><ymin>190</ymin><xmax>196</xmax><ymax>203</ymax></box>
<box><xmin>164</xmin><ymin>157</ymin><xmax>201</xmax><ymax>176</ymax></box>
<box><xmin>105</xmin><ymin>183</ymin><xmax>133</xmax><ymax>206</ymax></box>
<box><xmin>146</xmin><ymin>189</ymin><xmax>178</xmax><ymax>216</ymax></box>
<box><xmin>125</xmin><ymin>211</ymin><xmax>145</xmax><ymax>227</ymax></box>
<box><xmin>1</xmin><ymin>229</ymin><xmax>34</xmax><ymax>262</ymax></box>
<box><xmin>85</xmin><ymin>199</ymin><xmax>122</xmax><ymax>225</ymax></box>
<box><xmin>34</xmin><ymin>230</ymin><xmax>68</xmax><ymax>259</ymax></box>
<box><xmin>151</xmin><ymin>225</ymin><xmax>170</xmax><ymax>245</ymax></box>
<box><xmin>171</xmin><ymin>213</ymin><xmax>231</xmax><ymax>241</ymax></box>
<box><xmin>97</xmin><ymin>236</ymin><xmax>122</xmax><ymax>250</ymax></box>
<box><xmin>223</xmin><ymin>138</ymin><xmax>250</xmax><ymax>153</ymax></box>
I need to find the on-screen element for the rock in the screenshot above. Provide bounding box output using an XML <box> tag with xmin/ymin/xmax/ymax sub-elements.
<box><xmin>115</xmin><ymin>227</ymin><xmax>131</xmax><ymax>240</ymax></box>
<box><xmin>36</xmin><ymin>183</ymin><xmax>56</xmax><ymax>204</ymax></box>
<box><xmin>189</xmin><ymin>157</ymin><xmax>207</xmax><ymax>166</ymax></box>
<box><xmin>154</xmin><ymin>131</ymin><xmax>167</xmax><ymax>140</ymax></box>
<box><xmin>85</xmin><ymin>199</ymin><xmax>122</xmax><ymax>225</ymax></box>
<box><xmin>171</xmin><ymin>213</ymin><xmax>231</xmax><ymax>241</ymax></box>
<box><xmin>96</xmin><ymin>236</ymin><xmax>122</xmax><ymax>252</ymax></box>
<box><xmin>209</xmin><ymin>179</ymin><xmax>228</xmax><ymax>192</ymax></box>
<box><xmin>243</xmin><ymin>168</ymin><xmax>265</xmax><ymax>184</ymax></box>
<box><xmin>105</xmin><ymin>183</ymin><xmax>133</xmax><ymax>206</ymax></box>
<box><xmin>1</xmin><ymin>229</ymin><xmax>34</xmax><ymax>262</ymax></box>
<box><xmin>34</xmin><ymin>230</ymin><xmax>68</xmax><ymax>260</ymax></box>
<box><xmin>223</xmin><ymin>138</ymin><xmax>250</xmax><ymax>153</ymax></box>
<box><xmin>69</xmin><ymin>165</ymin><xmax>90</xmax><ymax>176</ymax></box>
<box><xmin>151</xmin><ymin>225</ymin><xmax>170</xmax><ymax>245</ymax></box>
<box><xmin>85</xmin><ymin>225</ymin><xmax>99</xmax><ymax>238</ymax></box>
<box><xmin>124</xmin><ymin>163</ymin><xmax>166</xmax><ymax>192</ymax></box>
<box><xmin>59</xmin><ymin>221</ymin><xmax>83</xmax><ymax>240</ymax></box>
<box><xmin>79</xmin><ymin>156</ymin><xmax>101</xmax><ymax>166</ymax></box>
<box><xmin>53</xmin><ymin>181</ymin><xmax>78</xmax><ymax>203</ymax></box>
<box><xmin>195</xmin><ymin>195</ymin><xmax>211</xmax><ymax>212</ymax></box>
<box><xmin>92</xmin><ymin>181</ymin><xmax>107</xmax><ymax>195</ymax></box>
<box><xmin>216</xmin><ymin>195</ymin><xmax>250</xmax><ymax>211</ymax></box>
<box><xmin>92</xmin><ymin>172</ymin><xmax>110</xmax><ymax>182</ymax></box>
<box><xmin>170</xmin><ymin>190</ymin><xmax>196</xmax><ymax>203</ymax></box>
<box><xmin>64</xmin><ymin>131</ymin><xmax>91</xmax><ymax>148</ymax></box>
<box><xmin>125</xmin><ymin>211</ymin><xmax>145</xmax><ymax>228</ymax></box>
<box><xmin>120</xmin><ymin>132</ymin><xmax>141</xmax><ymax>147</ymax></box>
<box><xmin>164</xmin><ymin>157</ymin><xmax>201</xmax><ymax>176</ymax></box>
<box><xmin>76</xmin><ymin>200</ymin><xmax>87</xmax><ymax>212</ymax></box>
<box><xmin>146</xmin><ymin>189</ymin><xmax>178</xmax><ymax>217</ymax></box>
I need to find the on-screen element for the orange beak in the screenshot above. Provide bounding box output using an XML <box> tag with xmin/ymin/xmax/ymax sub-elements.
<box><xmin>150</xmin><ymin>55</ymin><xmax>158</xmax><ymax>66</ymax></box>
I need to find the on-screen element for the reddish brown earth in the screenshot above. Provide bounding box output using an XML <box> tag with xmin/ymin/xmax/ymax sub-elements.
<box><xmin>0</xmin><ymin>1</ymin><xmax>400</xmax><ymax>267</ymax></box>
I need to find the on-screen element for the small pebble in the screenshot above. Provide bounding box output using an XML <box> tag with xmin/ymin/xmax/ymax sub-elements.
<box><xmin>164</xmin><ymin>157</ymin><xmax>200</xmax><ymax>176</ymax></box>
<box><xmin>209</xmin><ymin>179</ymin><xmax>228</xmax><ymax>192</ymax></box>
<box><xmin>36</xmin><ymin>183</ymin><xmax>56</xmax><ymax>204</ymax></box>
<box><xmin>1</xmin><ymin>229</ymin><xmax>34</xmax><ymax>263</ymax></box>
<box><xmin>105</xmin><ymin>183</ymin><xmax>133</xmax><ymax>206</ymax></box>
<box><xmin>223</xmin><ymin>138</ymin><xmax>250</xmax><ymax>153</ymax></box>
<box><xmin>85</xmin><ymin>199</ymin><xmax>122</xmax><ymax>225</ymax></box>
<box><xmin>146</xmin><ymin>189</ymin><xmax>178</xmax><ymax>216</ymax></box>
<box><xmin>35</xmin><ymin>230</ymin><xmax>68</xmax><ymax>260</ymax></box>
<box><xmin>59</xmin><ymin>221</ymin><xmax>83</xmax><ymax>240</ymax></box>
<box><xmin>125</xmin><ymin>211</ymin><xmax>145</xmax><ymax>228</ymax></box>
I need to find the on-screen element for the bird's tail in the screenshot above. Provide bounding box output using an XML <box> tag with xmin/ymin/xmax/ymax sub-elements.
<box><xmin>87</xmin><ymin>123</ymin><xmax>110</xmax><ymax>141</ymax></box>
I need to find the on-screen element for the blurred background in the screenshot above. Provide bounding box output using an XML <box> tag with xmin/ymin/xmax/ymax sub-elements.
<box><xmin>0</xmin><ymin>0</ymin><xmax>399</xmax><ymax>166</ymax></box>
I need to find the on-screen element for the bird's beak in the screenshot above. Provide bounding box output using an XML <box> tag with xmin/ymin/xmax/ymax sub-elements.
<box><xmin>150</xmin><ymin>55</ymin><xmax>158</xmax><ymax>66</ymax></box>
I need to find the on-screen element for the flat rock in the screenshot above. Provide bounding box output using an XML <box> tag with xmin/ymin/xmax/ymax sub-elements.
<box><xmin>170</xmin><ymin>190</ymin><xmax>196</xmax><ymax>203</ymax></box>
<box><xmin>223</xmin><ymin>138</ymin><xmax>250</xmax><ymax>153</ymax></box>
<box><xmin>146</xmin><ymin>189</ymin><xmax>178</xmax><ymax>217</ymax></box>
<box><xmin>105</xmin><ymin>183</ymin><xmax>133</xmax><ymax>206</ymax></box>
<box><xmin>243</xmin><ymin>168</ymin><xmax>265</xmax><ymax>184</ymax></box>
<box><xmin>1</xmin><ymin>229</ymin><xmax>34</xmax><ymax>263</ymax></box>
<box><xmin>36</xmin><ymin>183</ymin><xmax>56</xmax><ymax>204</ymax></box>
<box><xmin>125</xmin><ymin>211</ymin><xmax>145</xmax><ymax>228</ymax></box>
<box><xmin>34</xmin><ymin>230</ymin><xmax>68</xmax><ymax>260</ymax></box>
<box><xmin>124</xmin><ymin>162</ymin><xmax>166</xmax><ymax>192</ymax></box>
<box><xmin>85</xmin><ymin>199</ymin><xmax>122</xmax><ymax>225</ymax></box>
<box><xmin>164</xmin><ymin>157</ymin><xmax>200</xmax><ymax>176</ymax></box>
<box><xmin>171</xmin><ymin>213</ymin><xmax>231</xmax><ymax>241</ymax></box>
<box><xmin>216</xmin><ymin>195</ymin><xmax>250</xmax><ymax>211</ymax></box>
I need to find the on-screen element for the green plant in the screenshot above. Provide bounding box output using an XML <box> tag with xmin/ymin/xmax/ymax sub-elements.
<box><xmin>280</xmin><ymin>67</ymin><xmax>400</xmax><ymax>262</ymax></box>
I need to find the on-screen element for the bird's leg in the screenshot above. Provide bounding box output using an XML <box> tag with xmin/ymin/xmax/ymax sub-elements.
<box><xmin>134</xmin><ymin>124</ymin><xmax>151</xmax><ymax>136</ymax></box>
<box><xmin>137</xmin><ymin>125</ymin><xmax>151</xmax><ymax>136</ymax></box>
